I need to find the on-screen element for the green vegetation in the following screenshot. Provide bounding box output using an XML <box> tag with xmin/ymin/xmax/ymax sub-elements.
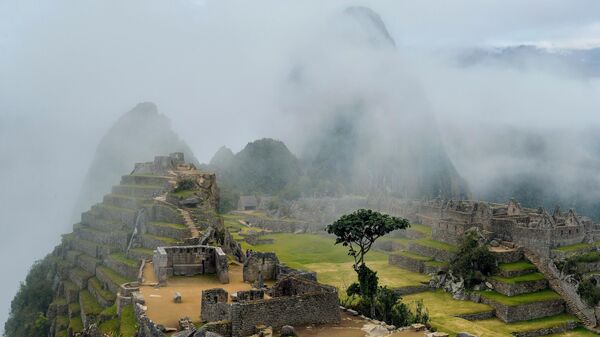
<box><xmin>208</xmin><ymin>139</ymin><xmax>303</xmax><ymax>212</ymax></box>
<box><xmin>546</xmin><ymin>327</ymin><xmax>599</xmax><ymax>337</ymax></box>
<box><xmin>498</xmin><ymin>261</ymin><xmax>536</xmax><ymax>272</ymax></box>
<box><xmin>71</xmin><ymin>267</ymin><xmax>93</xmax><ymax>280</ymax></box>
<box><xmin>97</xmin><ymin>266</ymin><xmax>130</xmax><ymax>286</ymax></box>
<box><xmin>4</xmin><ymin>258</ymin><xmax>55</xmax><ymax>337</ymax></box>
<box><xmin>147</xmin><ymin>221</ymin><xmax>186</xmax><ymax>229</ymax></box>
<box><xmin>173</xmin><ymin>178</ymin><xmax>196</xmax><ymax>192</ymax></box>
<box><xmin>68</xmin><ymin>316</ymin><xmax>83</xmax><ymax>332</ymax></box>
<box><xmin>88</xmin><ymin>277</ymin><xmax>116</xmax><ymax>302</ymax></box>
<box><xmin>425</xmin><ymin>260</ymin><xmax>449</xmax><ymax>268</ymax></box>
<box><xmin>141</xmin><ymin>233</ymin><xmax>178</xmax><ymax>245</ymax></box>
<box><xmin>99</xmin><ymin>318</ymin><xmax>120</xmax><ymax>335</ymax></box>
<box><xmin>415</xmin><ymin>239</ymin><xmax>458</xmax><ymax>253</ymax></box>
<box><xmin>327</xmin><ymin>210</ymin><xmax>421</xmax><ymax>323</ymax></box>
<box><xmin>170</xmin><ymin>189</ymin><xmax>196</xmax><ymax>199</ymax></box>
<box><xmin>100</xmin><ymin>304</ymin><xmax>117</xmax><ymax>318</ymax></box>
<box><xmin>577</xmin><ymin>279</ymin><xmax>600</xmax><ymax>306</ymax></box>
<box><xmin>120</xmin><ymin>305</ymin><xmax>138</xmax><ymax>337</ymax></box>
<box><xmin>490</xmin><ymin>272</ymin><xmax>546</xmax><ymax>284</ymax></box>
<box><xmin>409</xmin><ymin>224</ymin><xmax>433</xmax><ymax>236</ymax></box>
<box><xmin>68</xmin><ymin>303</ymin><xmax>80</xmax><ymax>316</ymax></box>
<box><xmin>575</xmin><ymin>251</ymin><xmax>600</xmax><ymax>263</ymax></box>
<box><xmin>326</xmin><ymin>209</ymin><xmax>410</xmax><ymax>272</ymax></box>
<box><xmin>477</xmin><ymin>290</ymin><xmax>561</xmax><ymax>306</ymax></box>
<box><xmin>110</xmin><ymin>252</ymin><xmax>139</xmax><ymax>267</ymax></box>
<box><xmin>403</xmin><ymin>291</ymin><xmax>582</xmax><ymax>337</ymax></box>
<box><xmin>554</xmin><ymin>243</ymin><xmax>592</xmax><ymax>252</ymax></box>
<box><xmin>51</xmin><ymin>297</ymin><xmax>67</xmax><ymax>306</ymax></box>
<box><xmin>79</xmin><ymin>290</ymin><xmax>103</xmax><ymax>316</ymax></box>
<box><xmin>395</xmin><ymin>251</ymin><xmax>433</xmax><ymax>261</ymax></box>
<box><xmin>450</xmin><ymin>230</ymin><xmax>497</xmax><ymax>288</ymax></box>
<box><xmin>242</xmin><ymin>233</ymin><xmax>429</xmax><ymax>289</ymax></box>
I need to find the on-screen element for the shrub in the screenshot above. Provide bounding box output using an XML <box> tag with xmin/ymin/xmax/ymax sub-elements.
<box><xmin>450</xmin><ymin>230</ymin><xmax>497</xmax><ymax>288</ymax></box>
<box><xmin>577</xmin><ymin>279</ymin><xmax>600</xmax><ymax>307</ymax></box>
<box><xmin>173</xmin><ymin>179</ymin><xmax>196</xmax><ymax>192</ymax></box>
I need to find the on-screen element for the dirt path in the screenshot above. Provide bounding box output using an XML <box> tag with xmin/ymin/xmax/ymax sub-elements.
<box><xmin>140</xmin><ymin>263</ymin><xmax>253</xmax><ymax>328</ymax></box>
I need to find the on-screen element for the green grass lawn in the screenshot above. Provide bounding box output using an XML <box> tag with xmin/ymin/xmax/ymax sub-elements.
<box><xmin>478</xmin><ymin>289</ymin><xmax>561</xmax><ymax>306</ymax></box>
<box><xmin>498</xmin><ymin>261</ymin><xmax>537</xmax><ymax>272</ymax></box>
<box><xmin>242</xmin><ymin>233</ymin><xmax>429</xmax><ymax>289</ymax></box>
<box><xmin>404</xmin><ymin>291</ymin><xmax>581</xmax><ymax>337</ymax></box>
<box><xmin>546</xmin><ymin>327</ymin><xmax>598</xmax><ymax>336</ymax></box>
<box><xmin>490</xmin><ymin>272</ymin><xmax>546</xmax><ymax>284</ymax></box>
<box><xmin>408</xmin><ymin>224</ymin><xmax>433</xmax><ymax>236</ymax></box>
<box><xmin>414</xmin><ymin>239</ymin><xmax>458</xmax><ymax>253</ymax></box>
<box><xmin>394</xmin><ymin>251</ymin><xmax>433</xmax><ymax>261</ymax></box>
<box><xmin>79</xmin><ymin>290</ymin><xmax>103</xmax><ymax>316</ymax></box>
<box><xmin>554</xmin><ymin>243</ymin><xmax>592</xmax><ymax>252</ymax></box>
<box><xmin>110</xmin><ymin>252</ymin><xmax>139</xmax><ymax>268</ymax></box>
<box><xmin>147</xmin><ymin>221</ymin><xmax>187</xmax><ymax>229</ymax></box>
<box><xmin>476</xmin><ymin>314</ymin><xmax>580</xmax><ymax>336</ymax></box>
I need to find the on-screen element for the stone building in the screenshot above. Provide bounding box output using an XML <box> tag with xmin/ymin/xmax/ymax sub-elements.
<box><xmin>415</xmin><ymin>198</ymin><xmax>596</xmax><ymax>257</ymax></box>
<box><xmin>200</xmin><ymin>276</ymin><xmax>340</xmax><ymax>337</ymax></box>
<box><xmin>238</xmin><ymin>196</ymin><xmax>258</xmax><ymax>211</ymax></box>
<box><xmin>152</xmin><ymin>245</ymin><xmax>229</xmax><ymax>285</ymax></box>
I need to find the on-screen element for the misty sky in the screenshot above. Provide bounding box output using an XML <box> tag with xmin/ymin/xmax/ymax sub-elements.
<box><xmin>1</xmin><ymin>0</ymin><xmax>600</xmax><ymax>327</ymax></box>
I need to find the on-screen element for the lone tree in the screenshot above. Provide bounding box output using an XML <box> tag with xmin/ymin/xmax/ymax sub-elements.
<box><xmin>327</xmin><ymin>209</ymin><xmax>409</xmax><ymax>315</ymax></box>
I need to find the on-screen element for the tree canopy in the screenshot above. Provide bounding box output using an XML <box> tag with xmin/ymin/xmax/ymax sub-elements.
<box><xmin>327</xmin><ymin>209</ymin><xmax>409</xmax><ymax>271</ymax></box>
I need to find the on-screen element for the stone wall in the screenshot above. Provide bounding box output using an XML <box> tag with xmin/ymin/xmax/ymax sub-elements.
<box><xmin>230</xmin><ymin>284</ymin><xmax>339</xmax><ymax>337</ymax></box>
<box><xmin>243</xmin><ymin>252</ymin><xmax>279</xmax><ymax>283</ymax></box>
<box><xmin>408</xmin><ymin>242</ymin><xmax>454</xmax><ymax>262</ymax></box>
<box><xmin>491</xmin><ymin>248</ymin><xmax>524</xmax><ymax>264</ymax></box>
<box><xmin>490</xmin><ymin>278</ymin><xmax>548</xmax><ymax>297</ymax></box>
<box><xmin>388</xmin><ymin>254</ymin><xmax>425</xmax><ymax>273</ymax></box>
<box><xmin>512</xmin><ymin>322</ymin><xmax>578</xmax><ymax>337</ymax></box>
<box><xmin>201</xmin><ymin>288</ymin><xmax>231</xmax><ymax>323</ymax></box>
<box><xmin>135</xmin><ymin>303</ymin><xmax>167</xmax><ymax>337</ymax></box>
<box><xmin>201</xmin><ymin>277</ymin><xmax>340</xmax><ymax>337</ymax></box>
<box><xmin>480</xmin><ymin>297</ymin><xmax>564</xmax><ymax>323</ymax></box>
<box><xmin>152</xmin><ymin>245</ymin><xmax>229</xmax><ymax>285</ymax></box>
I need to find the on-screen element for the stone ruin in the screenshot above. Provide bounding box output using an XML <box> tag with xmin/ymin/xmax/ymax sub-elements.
<box><xmin>153</xmin><ymin>244</ymin><xmax>229</xmax><ymax>285</ymax></box>
<box><xmin>242</xmin><ymin>251</ymin><xmax>316</xmax><ymax>284</ymax></box>
<box><xmin>200</xmin><ymin>276</ymin><xmax>340</xmax><ymax>337</ymax></box>
<box><xmin>413</xmin><ymin>198</ymin><xmax>599</xmax><ymax>257</ymax></box>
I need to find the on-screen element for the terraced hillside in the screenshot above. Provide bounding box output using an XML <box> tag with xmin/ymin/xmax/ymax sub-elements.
<box><xmin>229</xmin><ymin>210</ymin><xmax>593</xmax><ymax>337</ymax></box>
<box><xmin>44</xmin><ymin>153</ymin><xmax>238</xmax><ymax>337</ymax></box>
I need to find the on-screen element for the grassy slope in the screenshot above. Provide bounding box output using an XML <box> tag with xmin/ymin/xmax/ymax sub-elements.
<box><xmin>226</xmin><ymin>213</ymin><xmax>591</xmax><ymax>337</ymax></box>
<box><xmin>498</xmin><ymin>261</ymin><xmax>536</xmax><ymax>272</ymax></box>
<box><xmin>241</xmin><ymin>232</ymin><xmax>430</xmax><ymax>289</ymax></box>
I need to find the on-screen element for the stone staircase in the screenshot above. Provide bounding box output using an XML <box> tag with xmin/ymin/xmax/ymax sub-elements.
<box><xmin>524</xmin><ymin>248</ymin><xmax>598</xmax><ymax>329</ymax></box>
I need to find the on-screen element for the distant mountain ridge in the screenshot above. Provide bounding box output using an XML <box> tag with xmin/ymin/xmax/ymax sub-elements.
<box><xmin>74</xmin><ymin>102</ymin><xmax>198</xmax><ymax>216</ymax></box>
<box><xmin>459</xmin><ymin>45</ymin><xmax>600</xmax><ymax>78</ymax></box>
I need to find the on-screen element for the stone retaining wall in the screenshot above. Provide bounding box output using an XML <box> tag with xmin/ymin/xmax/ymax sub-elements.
<box><xmin>408</xmin><ymin>243</ymin><xmax>454</xmax><ymax>262</ymax></box>
<box><xmin>490</xmin><ymin>278</ymin><xmax>548</xmax><ymax>297</ymax></box>
<box><xmin>454</xmin><ymin>310</ymin><xmax>495</xmax><ymax>321</ymax></box>
<box><xmin>144</xmin><ymin>223</ymin><xmax>189</xmax><ymax>240</ymax></box>
<box><xmin>201</xmin><ymin>276</ymin><xmax>340</xmax><ymax>337</ymax></box>
<box><xmin>480</xmin><ymin>297</ymin><xmax>564</xmax><ymax>323</ymax></box>
<box><xmin>512</xmin><ymin>322</ymin><xmax>578</xmax><ymax>337</ymax></box>
<box><xmin>491</xmin><ymin>249</ymin><xmax>523</xmax><ymax>264</ymax></box>
<box><xmin>388</xmin><ymin>254</ymin><xmax>425</xmax><ymax>273</ymax></box>
<box><xmin>230</xmin><ymin>290</ymin><xmax>340</xmax><ymax>337</ymax></box>
<box><xmin>103</xmin><ymin>256</ymin><xmax>139</xmax><ymax>280</ymax></box>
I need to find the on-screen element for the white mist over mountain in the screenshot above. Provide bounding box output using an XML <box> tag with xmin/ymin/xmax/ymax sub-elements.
<box><xmin>2</xmin><ymin>0</ymin><xmax>600</xmax><ymax>328</ymax></box>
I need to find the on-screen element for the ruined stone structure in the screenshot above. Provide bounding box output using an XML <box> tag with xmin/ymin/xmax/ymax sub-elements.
<box><xmin>242</xmin><ymin>251</ymin><xmax>316</xmax><ymax>283</ymax></box>
<box><xmin>153</xmin><ymin>245</ymin><xmax>229</xmax><ymax>285</ymax></box>
<box><xmin>413</xmin><ymin>198</ymin><xmax>597</xmax><ymax>257</ymax></box>
<box><xmin>200</xmin><ymin>276</ymin><xmax>340</xmax><ymax>337</ymax></box>
<box><xmin>43</xmin><ymin>153</ymin><xmax>242</xmax><ymax>337</ymax></box>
